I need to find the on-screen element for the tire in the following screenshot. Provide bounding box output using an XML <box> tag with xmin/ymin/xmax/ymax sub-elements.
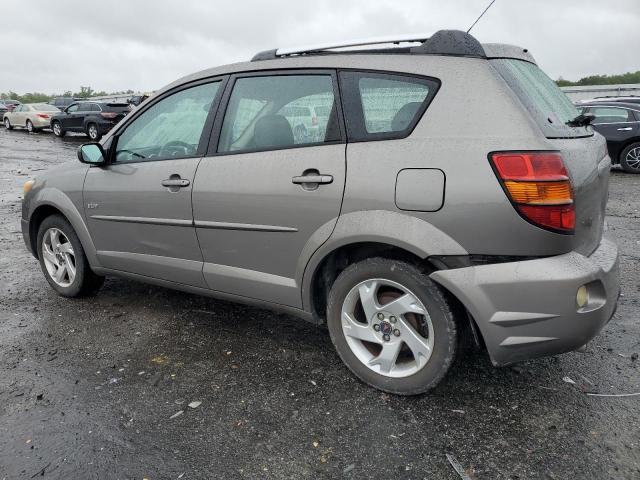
<box><xmin>4</xmin><ymin>117</ymin><xmax>12</xmax><ymax>130</ymax></box>
<box><xmin>620</xmin><ymin>142</ymin><xmax>640</xmax><ymax>174</ymax></box>
<box><xmin>26</xmin><ymin>120</ymin><xmax>34</xmax><ymax>133</ymax></box>
<box><xmin>36</xmin><ymin>214</ymin><xmax>104</xmax><ymax>297</ymax></box>
<box><xmin>87</xmin><ymin>123</ymin><xmax>101</xmax><ymax>141</ymax></box>
<box><xmin>52</xmin><ymin>121</ymin><xmax>65</xmax><ymax>137</ymax></box>
<box><xmin>326</xmin><ymin>257</ymin><xmax>457</xmax><ymax>395</ymax></box>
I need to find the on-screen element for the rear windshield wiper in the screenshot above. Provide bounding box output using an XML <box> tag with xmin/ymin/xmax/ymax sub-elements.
<box><xmin>566</xmin><ymin>112</ymin><xmax>595</xmax><ymax>128</ymax></box>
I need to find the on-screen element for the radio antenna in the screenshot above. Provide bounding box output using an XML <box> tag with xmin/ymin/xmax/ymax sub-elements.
<box><xmin>467</xmin><ymin>0</ymin><xmax>497</xmax><ymax>33</ymax></box>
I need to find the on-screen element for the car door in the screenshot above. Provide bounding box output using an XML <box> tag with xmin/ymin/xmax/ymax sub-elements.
<box><xmin>192</xmin><ymin>71</ymin><xmax>346</xmax><ymax>307</ymax></box>
<box><xmin>61</xmin><ymin>103</ymin><xmax>79</xmax><ymax>130</ymax></box>
<box><xmin>587</xmin><ymin>106</ymin><xmax>636</xmax><ymax>160</ymax></box>
<box><xmin>83</xmin><ymin>78</ymin><xmax>226</xmax><ymax>286</ymax></box>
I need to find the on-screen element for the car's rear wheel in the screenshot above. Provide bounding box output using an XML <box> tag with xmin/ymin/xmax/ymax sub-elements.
<box><xmin>4</xmin><ymin>118</ymin><xmax>12</xmax><ymax>130</ymax></box>
<box><xmin>326</xmin><ymin>257</ymin><xmax>457</xmax><ymax>395</ymax></box>
<box><xmin>87</xmin><ymin>123</ymin><xmax>101</xmax><ymax>141</ymax></box>
<box><xmin>52</xmin><ymin>121</ymin><xmax>65</xmax><ymax>137</ymax></box>
<box><xmin>620</xmin><ymin>143</ymin><xmax>640</xmax><ymax>174</ymax></box>
<box><xmin>26</xmin><ymin>120</ymin><xmax>34</xmax><ymax>133</ymax></box>
<box><xmin>37</xmin><ymin>215</ymin><xmax>104</xmax><ymax>297</ymax></box>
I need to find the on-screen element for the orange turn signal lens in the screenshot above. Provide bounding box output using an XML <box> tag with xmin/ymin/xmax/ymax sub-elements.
<box><xmin>503</xmin><ymin>180</ymin><xmax>573</xmax><ymax>205</ymax></box>
<box><xmin>23</xmin><ymin>179</ymin><xmax>35</xmax><ymax>195</ymax></box>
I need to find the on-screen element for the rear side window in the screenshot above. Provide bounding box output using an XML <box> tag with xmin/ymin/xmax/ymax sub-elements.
<box><xmin>339</xmin><ymin>71</ymin><xmax>439</xmax><ymax>142</ymax></box>
<box><xmin>218</xmin><ymin>74</ymin><xmax>341</xmax><ymax>153</ymax></box>
<box><xmin>590</xmin><ymin>107</ymin><xmax>632</xmax><ymax>123</ymax></box>
<box><xmin>491</xmin><ymin>59</ymin><xmax>587</xmax><ymax>138</ymax></box>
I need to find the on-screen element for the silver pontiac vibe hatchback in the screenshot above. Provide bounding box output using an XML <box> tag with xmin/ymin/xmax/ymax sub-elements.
<box><xmin>21</xmin><ymin>31</ymin><xmax>620</xmax><ymax>395</ymax></box>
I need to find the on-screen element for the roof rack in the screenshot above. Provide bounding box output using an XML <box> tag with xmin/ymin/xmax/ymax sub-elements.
<box><xmin>252</xmin><ymin>30</ymin><xmax>486</xmax><ymax>61</ymax></box>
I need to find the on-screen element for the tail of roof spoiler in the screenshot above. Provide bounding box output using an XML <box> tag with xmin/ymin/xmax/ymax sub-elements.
<box><xmin>482</xmin><ymin>43</ymin><xmax>537</xmax><ymax>64</ymax></box>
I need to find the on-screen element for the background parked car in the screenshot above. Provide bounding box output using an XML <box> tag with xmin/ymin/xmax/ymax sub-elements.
<box><xmin>128</xmin><ymin>94</ymin><xmax>149</xmax><ymax>107</ymax></box>
<box><xmin>3</xmin><ymin>103</ymin><xmax>60</xmax><ymax>132</ymax></box>
<box><xmin>580</xmin><ymin>96</ymin><xmax>640</xmax><ymax>106</ymax></box>
<box><xmin>576</xmin><ymin>102</ymin><xmax>640</xmax><ymax>173</ymax></box>
<box><xmin>0</xmin><ymin>102</ymin><xmax>9</xmax><ymax>118</ymax></box>
<box><xmin>49</xmin><ymin>96</ymin><xmax>76</xmax><ymax>111</ymax></box>
<box><xmin>0</xmin><ymin>99</ymin><xmax>21</xmax><ymax>112</ymax></box>
<box><xmin>50</xmin><ymin>101</ymin><xmax>130</xmax><ymax>140</ymax></box>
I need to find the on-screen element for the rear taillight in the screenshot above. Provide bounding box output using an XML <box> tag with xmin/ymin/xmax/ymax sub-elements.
<box><xmin>490</xmin><ymin>152</ymin><xmax>575</xmax><ymax>234</ymax></box>
<box><xmin>101</xmin><ymin>112</ymin><xmax>118</xmax><ymax>119</ymax></box>
<box><xmin>36</xmin><ymin>114</ymin><xmax>50</xmax><ymax>119</ymax></box>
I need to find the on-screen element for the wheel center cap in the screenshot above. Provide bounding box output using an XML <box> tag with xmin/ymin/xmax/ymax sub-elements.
<box><xmin>379</xmin><ymin>321</ymin><xmax>393</xmax><ymax>335</ymax></box>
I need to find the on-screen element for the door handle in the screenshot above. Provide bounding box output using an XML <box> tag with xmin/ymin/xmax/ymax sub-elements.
<box><xmin>617</xmin><ymin>127</ymin><xmax>633</xmax><ymax>131</ymax></box>
<box><xmin>292</xmin><ymin>174</ymin><xmax>333</xmax><ymax>185</ymax></box>
<box><xmin>162</xmin><ymin>175</ymin><xmax>190</xmax><ymax>192</ymax></box>
<box><xmin>161</xmin><ymin>178</ymin><xmax>190</xmax><ymax>187</ymax></box>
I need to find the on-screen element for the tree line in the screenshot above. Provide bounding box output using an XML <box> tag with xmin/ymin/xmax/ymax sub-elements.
<box><xmin>556</xmin><ymin>71</ymin><xmax>640</xmax><ymax>87</ymax></box>
<box><xmin>0</xmin><ymin>87</ymin><xmax>136</xmax><ymax>104</ymax></box>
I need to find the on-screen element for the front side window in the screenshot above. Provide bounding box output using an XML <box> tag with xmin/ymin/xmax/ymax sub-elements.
<box><xmin>590</xmin><ymin>107</ymin><xmax>632</xmax><ymax>124</ymax></box>
<box><xmin>218</xmin><ymin>74</ymin><xmax>340</xmax><ymax>153</ymax></box>
<box><xmin>67</xmin><ymin>104</ymin><xmax>79</xmax><ymax>113</ymax></box>
<box><xmin>115</xmin><ymin>81</ymin><xmax>221</xmax><ymax>163</ymax></box>
<box><xmin>339</xmin><ymin>71</ymin><xmax>438</xmax><ymax>141</ymax></box>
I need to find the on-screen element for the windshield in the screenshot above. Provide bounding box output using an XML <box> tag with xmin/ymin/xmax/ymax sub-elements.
<box><xmin>491</xmin><ymin>59</ymin><xmax>589</xmax><ymax>138</ymax></box>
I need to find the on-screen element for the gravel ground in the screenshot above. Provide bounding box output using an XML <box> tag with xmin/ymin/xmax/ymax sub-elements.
<box><xmin>0</xmin><ymin>127</ymin><xmax>639</xmax><ymax>480</ymax></box>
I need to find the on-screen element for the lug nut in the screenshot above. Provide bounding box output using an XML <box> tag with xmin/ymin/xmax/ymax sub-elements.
<box><xmin>389</xmin><ymin>316</ymin><xmax>397</xmax><ymax>324</ymax></box>
<box><xmin>383</xmin><ymin>334</ymin><xmax>390</xmax><ymax>342</ymax></box>
<box><xmin>377</xmin><ymin>312</ymin><xmax>385</xmax><ymax>320</ymax></box>
<box><xmin>393</xmin><ymin>329</ymin><xmax>401</xmax><ymax>337</ymax></box>
<box><xmin>373</xmin><ymin>324</ymin><xmax>380</xmax><ymax>332</ymax></box>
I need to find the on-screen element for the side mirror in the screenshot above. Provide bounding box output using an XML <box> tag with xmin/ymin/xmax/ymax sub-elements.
<box><xmin>77</xmin><ymin>143</ymin><xmax>106</xmax><ymax>165</ymax></box>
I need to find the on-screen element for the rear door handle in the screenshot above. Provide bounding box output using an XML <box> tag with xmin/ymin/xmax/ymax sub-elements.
<box><xmin>617</xmin><ymin>127</ymin><xmax>633</xmax><ymax>131</ymax></box>
<box><xmin>292</xmin><ymin>174</ymin><xmax>333</xmax><ymax>185</ymax></box>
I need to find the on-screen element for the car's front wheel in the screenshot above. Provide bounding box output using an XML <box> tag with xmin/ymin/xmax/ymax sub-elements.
<box><xmin>4</xmin><ymin>117</ymin><xmax>12</xmax><ymax>130</ymax></box>
<box><xmin>620</xmin><ymin>142</ymin><xmax>640</xmax><ymax>174</ymax></box>
<box><xmin>37</xmin><ymin>215</ymin><xmax>104</xmax><ymax>297</ymax></box>
<box><xmin>87</xmin><ymin>123</ymin><xmax>101</xmax><ymax>141</ymax></box>
<box><xmin>26</xmin><ymin>120</ymin><xmax>34</xmax><ymax>133</ymax></box>
<box><xmin>52</xmin><ymin>121</ymin><xmax>65</xmax><ymax>137</ymax></box>
<box><xmin>326</xmin><ymin>257</ymin><xmax>457</xmax><ymax>395</ymax></box>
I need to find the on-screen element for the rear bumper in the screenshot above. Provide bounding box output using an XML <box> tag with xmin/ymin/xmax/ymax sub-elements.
<box><xmin>431</xmin><ymin>237</ymin><xmax>620</xmax><ymax>366</ymax></box>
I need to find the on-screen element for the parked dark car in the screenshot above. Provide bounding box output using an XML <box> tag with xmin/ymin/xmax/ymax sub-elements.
<box><xmin>587</xmin><ymin>96</ymin><xmax>640</xmax><ymax>105</ymax></box>
<box><xmin>0</xmin><ymin>102</ymin><xmax>9</xmax><ymax>117</ymax></box>
<box><xmin>128</xmin><ymin>94</ymin><xmax>149</xmax><ymax>106</ymax></box>
<box><xmin>576</xmin><ymin>102</ymin><xmax>640</xmax><ymax>173</ymax></box>
<box><xmin>50</xmin><ymin>101</ymin><xmax>130</xmax><ymax>140</ymax></box>
<box><xmin>49</xmin><ymin>96</ymin><xmax>76</xmax><ymax>111</ymax></box>
<box><xmin>1</xmin><ymin>99</ymin><xmax>21</xmax><ymax>112</ymax></box>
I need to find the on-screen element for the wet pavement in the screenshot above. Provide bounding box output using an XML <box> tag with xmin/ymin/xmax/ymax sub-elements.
<box><xmin>0</xmin><ymin>127</ymin><xmax>639</xmax><ymax>479</ymax></box>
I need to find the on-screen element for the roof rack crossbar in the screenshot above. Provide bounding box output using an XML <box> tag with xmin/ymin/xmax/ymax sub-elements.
<box><xmin>275</xmin><ymin>33</ymin><xmax>432</xmax><ymax>57</ymax></box>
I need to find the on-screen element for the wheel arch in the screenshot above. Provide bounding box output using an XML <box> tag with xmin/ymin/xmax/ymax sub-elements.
<box><xmin>28</xmin><ymin>192</ymin><xmax>100</xmax><ymax>268</ymax></box>
<box><xmin>300</xmin><ymin>210</ymin><xmax>468</xmax><ymax>322</ymax></box>
<box><xmin>618</xmin><ymin>137</ymin><xmax>640</xmax><ymax>163</ymax></box>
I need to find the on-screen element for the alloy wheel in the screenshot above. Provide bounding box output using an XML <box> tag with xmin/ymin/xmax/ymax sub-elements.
<box><xmin>41</xmin><ymin>228</ymin><xmax>76</xmax><ymax>287</ymax></box>
<box><xmin>626</xmin><ymin>147</ymin><xmax>640</xmax><ymax>171</ymax></box>
<box><xmin>26</xmin><ymin>120</ymin><xmax>33</xmax><ymax>132</ymax></box>
<box><xmin>53</xmin><ymin>122</ymin><xmax>61</xmax><ymax>136</ymax></box>
<box><xmin>88</xmin><ymin>124</ymin><xmax>98</xmax><ymax>140</ymax></box>
<box><xmin>4</xmin><ymin>118</ymin><xmax>10</xmax><ymax>129</ymax></box>
<box><xmin>341</xmin><ymin>278</ymin><xmax>434</xmax><ymax>378</ymax></box>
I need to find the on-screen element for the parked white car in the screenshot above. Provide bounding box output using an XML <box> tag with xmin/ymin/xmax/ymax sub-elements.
<box><xmin>4</xmin><ymin>103</ymin><xmax>60</xmax><ymax>132</ymax></box>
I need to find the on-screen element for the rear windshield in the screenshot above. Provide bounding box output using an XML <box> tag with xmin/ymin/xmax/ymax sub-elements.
<box><xmin>103</xmin><ymin>103</ymin><xmax>130</xmax><ymax>112</ymax></box>
<box><xmin>491</xmin><ymin>59</ymin><xmax>590</xmax><ymax>138</ymax></box>
<box><xmin>32</xmin><ymin>103</ymin><xmax>60</xmax><ymax>111</ymax></box>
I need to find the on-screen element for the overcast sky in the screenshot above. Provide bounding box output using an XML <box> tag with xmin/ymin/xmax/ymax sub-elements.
<box><xmin>1</xmin><ymin>0</ymin><xmax>638</xmax><ymax>94</ymax></box>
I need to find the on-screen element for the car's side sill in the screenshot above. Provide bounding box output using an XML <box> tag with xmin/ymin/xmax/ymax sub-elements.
<box><xmin>92</xmin><ymin>266</ymin><xmax>316</xmax><ymax>324</ymax></box>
